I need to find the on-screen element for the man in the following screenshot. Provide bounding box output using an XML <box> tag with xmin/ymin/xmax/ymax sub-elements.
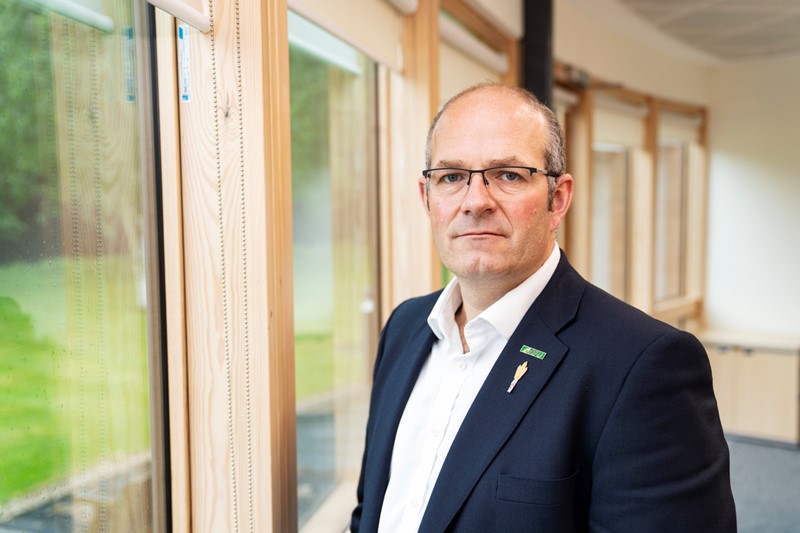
<box><xmin>351</xmin><ymin>83</ymin><xmax>736</xmax><ymax>532</ymax></box>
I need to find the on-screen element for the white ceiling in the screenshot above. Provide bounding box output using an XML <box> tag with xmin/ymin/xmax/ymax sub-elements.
<box><xmin>618</xmin><ymin>0</ymin><xmax>800</xmax><ymax>61</ymax></box>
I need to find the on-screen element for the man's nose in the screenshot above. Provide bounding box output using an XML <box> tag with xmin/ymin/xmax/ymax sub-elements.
<box><xmin>465</xmin><ymin>171</ymin><xmax>489</xmax><ymax>188</ymax></box>
<box><xmin>462</xmin><ymin>171</ymin><xmax>496</xmax><ymax>212</ymax></box>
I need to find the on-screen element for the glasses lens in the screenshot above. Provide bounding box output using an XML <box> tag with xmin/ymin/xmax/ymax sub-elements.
<box><xmin>427</xmin><ymin>169</ymin><xmax>470</xmax><ymax>195</ymax></box>
<box><xmin>485</xmin><ymin>167</ymin><xmax>534</xmax><ymax>194</ymax></box>
<box><xmin>426</xmin><ymin>167</ymin><xmax>536</xmax><ymax>196</ymax></box>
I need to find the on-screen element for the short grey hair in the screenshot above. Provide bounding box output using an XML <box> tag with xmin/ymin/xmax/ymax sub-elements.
<box><xmin>424</xmin><ymin>83</ymin><xmax>566</xmax><ymax>209</ymax></box>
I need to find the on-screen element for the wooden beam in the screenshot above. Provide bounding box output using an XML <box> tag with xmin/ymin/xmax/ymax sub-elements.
<box><xmin>154</xmin><ymin>9</ymin><xmax>191</xmax><ymax>533</ymax></box>
<box><xmin>385</xmin><ymin>0</ymin><xmax>442</xmax><ymax>310</ymax></box>
<box><xmin>440</xmin><ymin>0</ymin><xmax>507</xmax><ymax>53</ymax></box>
<box><xmin>563</xmin><ymin>89</ymin><xmax>593</xmax><ymax>276</ymax></box>
<box><xmin>522</xmin><ymin>0</ymin><xmax>553</xmax><ymax>104</ymax></box>
<box><xmin>177</xmin><ymin>0</ymin><xmax>296</xmax><ymax>530</ymax></box>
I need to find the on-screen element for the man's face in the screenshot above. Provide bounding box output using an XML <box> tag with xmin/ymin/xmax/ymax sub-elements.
<box><xmin>420</xmin><ymin>88</ymin><xmax>572</xmax><ymax>288</ymax></box>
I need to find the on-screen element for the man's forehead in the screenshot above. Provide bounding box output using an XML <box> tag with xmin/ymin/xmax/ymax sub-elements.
<box><xmin>433</xmin><ymin>91</ymin><xmax>546</xmax><ymax>143</ymax></box>
<box><xmin>431</xmin><ymin>103</ymin><xmax>547</xmax><ymax>162</ymax></box>
<box><xmin>434</xmin><ymin>155</ymin><xmax>530</xmax><ymax>168</ymax></box>
<box><xmin>447</xmin><ymin>90</ymin><xmax>536</xmax><ymax>118</ymax></box>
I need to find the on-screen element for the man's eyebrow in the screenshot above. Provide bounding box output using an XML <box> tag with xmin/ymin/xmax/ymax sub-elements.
<box><xmin>433</xmin><ymin>159</ymin><xmax>467</xmax><ymax>168</ymax></box>
<box><xmin>486</xmin><ymin>157</ymin><xmax>527</xmax><ymax>167</ymax></box>
<box><xmin>433</xmin><ymin>157</ymin><xmax>528</xmax><ymax>168</ymax></box>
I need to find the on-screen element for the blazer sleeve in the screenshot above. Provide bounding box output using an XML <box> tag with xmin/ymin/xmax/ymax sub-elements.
<box><xmin>588</xmin><ymin>330</ymin><xmax>737</xmax><ymax>532</ymax></box>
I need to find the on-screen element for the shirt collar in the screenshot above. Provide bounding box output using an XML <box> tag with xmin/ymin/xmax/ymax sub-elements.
<box><xmin>427</xmin><ymin>276</ymin><xmax>462</xmax><ymax>341</ymax></box>
<box><xmin>427</xmin><ymin>245</ymin><xmax>561</xmax><ymax>342</ymax></box>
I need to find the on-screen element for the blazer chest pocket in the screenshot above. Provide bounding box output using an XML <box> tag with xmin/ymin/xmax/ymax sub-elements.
<box><xmin>495</xmin><ymin>471</ymin><xmax>578</xmax><ymax>506</ymax></box>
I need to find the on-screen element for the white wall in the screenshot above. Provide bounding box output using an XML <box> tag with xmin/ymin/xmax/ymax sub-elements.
<box><xmin>554</xmin><ymin>0</ymin><xmax>800</xmax><ymax>336</ymax></box>
<box><xmin>554</xmin><ymin>0</ymin><xmax>712</xmax><ymax>105</ymax></box>
<box><xmin>705</xmin><ymin>56</ymin><xmax>800</xmax><ymax>336</ymax></box>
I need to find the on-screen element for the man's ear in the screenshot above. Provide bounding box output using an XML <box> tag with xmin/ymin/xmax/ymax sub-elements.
<box><xmin>550</xmin><ymin>174</ymin><xmax>573</xmax><ymax>231</ymax></box>
<box><xmin>418</xmin><ymin>176</ymin><xmax>430</xmax><ymax>212</ymax></box>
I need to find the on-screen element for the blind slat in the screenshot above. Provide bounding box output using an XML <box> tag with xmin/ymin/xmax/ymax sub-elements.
<box><xmin>147</xmin><ymin>0</ymin><xmax>210</xmax><ymax>33</ymax></box>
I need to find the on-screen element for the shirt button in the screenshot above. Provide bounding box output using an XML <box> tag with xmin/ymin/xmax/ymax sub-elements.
<box><xmin>430</xmin><ymin>428</ymin><xmax>441</xmax><ymax>439</ymax></box>
<box><xmin>457</xmin><ymin>361</ymin><xmax>467</xmax><ymax>371</ymax></box>
<box><xmin>410</xmin><ymin>497</ymin><xmax>421</xmax><ymax>510</ymax></box>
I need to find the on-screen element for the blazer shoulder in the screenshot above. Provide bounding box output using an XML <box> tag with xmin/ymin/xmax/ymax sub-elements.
<box><xmin>549</xmin><ymin>256</ymin><xmax>670</xmax><ymax>338</ymax></box>
<box><xmin>385</xmin><ymin>290</ymin><xmax>442</xmax><ymax>329</ymax></box>
<box><xmin>374</xmin><ymin>290</ymin><xmax>441</xmax><ymax>369</ymax></box>
<box><xmin>582</xmin><ymin>283</ymin><xmax>674</xmax><ymax>333</ymax></box>
<box><xmin>530</xmin><ymin>254</ymin><xmax>697</xmax><ymax>354</ymax></box>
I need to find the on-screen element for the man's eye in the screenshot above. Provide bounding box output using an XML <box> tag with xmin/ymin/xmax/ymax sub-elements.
<box><xmin>498</xmin><ymin>170</ymin><xmax>523</xmax><ymax>182</ymax></box>
<box><xmin>441</xmin><ymin>173</ymin><xmax>464</xmax><ymax>184</ymax></box>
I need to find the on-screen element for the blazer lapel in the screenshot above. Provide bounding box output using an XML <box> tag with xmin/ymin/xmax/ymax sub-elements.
<box><xmin>361</xmin><ymin>315</ymin><xmax>437</xmax><ymax>528</ymax></box>
<box><xmin>418</xmin><ymin>254</ymin><xmax>586</xmax><ymax>533</ymax></box>
<box><xmin>370</xmin><ymin>328</ymin><xmax>436</xmax><ymax>466</ymax></box>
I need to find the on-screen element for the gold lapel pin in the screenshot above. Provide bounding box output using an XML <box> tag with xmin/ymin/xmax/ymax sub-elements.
<box><xmin>507</xmin><ymin>361</ymin><xmax>528</xmax><ymax>393</ymax></box>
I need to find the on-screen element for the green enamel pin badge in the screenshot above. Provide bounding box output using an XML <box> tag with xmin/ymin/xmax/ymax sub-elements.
<box><xmin>520</xmin><ymin>345</ymin><xmax>547</xmax><ymax>360</ymax></box>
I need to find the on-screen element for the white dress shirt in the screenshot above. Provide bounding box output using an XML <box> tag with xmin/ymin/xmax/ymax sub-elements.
<box><xmin>377</xmin><ymin>245</ymin><xmax>561</xmax><ymax>533</ymax></box>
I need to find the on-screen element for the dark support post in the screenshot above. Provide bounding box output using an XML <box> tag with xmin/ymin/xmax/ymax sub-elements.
<box><xmin>523</xmin><ymin>0</ymin><xmax>554</xmax><ymax>108</ymax></box>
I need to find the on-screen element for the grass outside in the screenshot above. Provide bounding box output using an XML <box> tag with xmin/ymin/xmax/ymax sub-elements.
<box><xmin>295</xmin><ymin>332</ymin><xmax>334</xmax><ymax>402</ymax></box>
<box><xmin>0</xmin><ymin>253</ymin><xmax>370</xmax><ymax>504</ymax></box>
<box><xmin>0</xmin><ymin>257</ymin><xmax>151</xmax><ymax>505</ymax></box>
<box><xmin>293</xmin><ymin>241</ymin><xmax>373</xmax><ymax>404</ymax></box>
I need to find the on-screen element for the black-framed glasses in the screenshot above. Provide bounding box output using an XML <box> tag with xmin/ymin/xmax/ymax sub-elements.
<box><xmin>422</xmin><ymin>166</ymin><xmax>558</xmax><ymax>197</ymax></box>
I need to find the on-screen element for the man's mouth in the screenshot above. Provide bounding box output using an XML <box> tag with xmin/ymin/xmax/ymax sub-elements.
<box><xmin>457</xmin><ymin>231</ymin><xmax>503</xmax><ymax>237</ymax></box>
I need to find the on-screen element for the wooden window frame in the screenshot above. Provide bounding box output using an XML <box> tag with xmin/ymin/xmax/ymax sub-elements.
<box><xmin>156</xmin><ymin>0</ymin><xmax>296</xmax><ymax>530</ymax></box>
<box><xmin>556</xmin><ymin>61</ymin><xmax>708</xmax><ymax>328</ymax></box>
<box><xmin>155</xmin><ymin>1</ymin><xmax>524</xmax><ymax>531</ymax></box>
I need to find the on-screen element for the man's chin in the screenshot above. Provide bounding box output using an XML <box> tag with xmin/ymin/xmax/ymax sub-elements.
<box><xmin>447</xmin><ymin>262</ymin><xmax>508</xmax><ymax>281</ymax></box>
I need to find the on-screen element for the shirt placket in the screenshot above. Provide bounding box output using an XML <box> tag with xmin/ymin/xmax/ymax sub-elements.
<box><xmin>399</xmin><ymin>350</ymin><xmax>476</xmax><ymax>527</ymax></box>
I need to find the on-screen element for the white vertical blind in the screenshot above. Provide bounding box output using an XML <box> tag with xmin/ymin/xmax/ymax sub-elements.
<box><xmin>440</xmin><ymin>12</ymin><xmax>509</xmax><ymax>75</ymax></box>
<box><xmin>384</xmin><ymin>0</ymin><xmax>417</xmax><ymax>15</ymax></box>
<box><xmin>464</xmin><ymin>0</ymin><xmax>523</xmax><ymax>39</ymax></box>
<box><xmin>24</xmin><ymin>0</ymin><xmax>114</xmax><ymax>32</ymax></box>
<box><xmin>553</xmin><ymin>87</ymin><xmax>579</xmax><ymax>112</ymax></box>
<box><xmin>288</xmin><ymin>11</ymin><xmax>362</xmax><ymax>74</ymax></box>
<box><xmin>659</xmin><ymin>111</ymin><xmax>702</xmax><ymax>143</ymax></box>
<box><xmin>289</xmin><ymin>0</ymin><xmax>403</xmax><ymax>71</ymax></box>
<box><xmin>593</xmin><ymin>94</ymin><xmax>647</xmax><ymax>147</ymax></box>
<box><xmin>147</xmin><ymin>0</ymin><xmax>209</xmax><ymax>33</ymax></box>
<box><xmin>439</xmin><ymin>40</ymin><xmax>499</xmax><ymax>103</ymax></box>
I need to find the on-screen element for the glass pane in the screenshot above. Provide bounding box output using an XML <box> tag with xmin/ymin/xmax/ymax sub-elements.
<box><xmin>0</xmin><ymin>1</ymin><xmax>156</xmax><ymax>531</ymax></box>
<box><xmin>655</xmin><ymin>143</ymin><xmax>687</xmax><ymax>301</ymax></box>
<box><xmin>591</xmin><ymin>146</ymin><xmax>630</xmax><ymax>300</ymax></box>
<box><xmin>289</xmin><ymin>13</ymin><xmax>379</xmax><ymax>529</ymax></box>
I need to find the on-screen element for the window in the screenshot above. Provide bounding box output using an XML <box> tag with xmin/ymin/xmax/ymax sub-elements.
<box><xmin>592</xmin><ymin>145</ymin><xmax>631</xmax><ymax>300</ymax></box>
<box><xmin>439</xmin><ymin>32</ymin><xmax>499</xmax><ymax>103</ymax></box>
<box><xmin>588</xmin><ymin>95</ymin><xmax>646</xmax><ymax>302</ymax></box>
<box><xmin>553</xmin><ymin>86</ymin><xmax>579</xmax><ymax>251</ymax></box>
<box><xmin>655</xmin><ymin>141</ymin><xmax>688</xmax><ymax>302</ymax></box>
<box><xmin>650</xmin><ymin>107</ymin><xmax>706</xmax><ymax>326</ymax></box>
<box><xmin>0</xmin><ymin>1</ymin><xmax>161</xmax><ymax>531</ymax></box>
<box><xmin>289</xmin><ymin>12</ymin><xmax>379</xmax><ymax>530</ymax></box>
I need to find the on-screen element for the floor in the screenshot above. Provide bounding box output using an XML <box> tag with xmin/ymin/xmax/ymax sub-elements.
<box><xmin>728</xmin><ymin>437</ymin><xmax>800</xmax><ymax>533</ymax></box>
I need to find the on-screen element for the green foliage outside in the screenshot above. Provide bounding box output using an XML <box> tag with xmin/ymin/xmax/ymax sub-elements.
<box><xmin>290</xmin><ymin>44</ymin><xmax>337</xmax><ymax>403</ymax></box>
<box><xmin>289</xmin><ymin>45</ymin><xmax>330</xmax><ymax>201</ymax></box>
<box><xmin>0</xmin><ymin>7</ymin><xmax>369</xmax><ymax>508</ymax></box>
<box><xmin>0</xmin><ymin>257</ymin><xmax>151</xmax><ymax>505</ymax></box>
<box><xmin>294</xmin><ymin>332</ymin><xmax>334</xmax><ymax>401</ymax></box>
<box><xmin>1</xmin><ymin>1</ymin><xmax>152</xmax><ymax>506</ymax></box>
<box><xmin>0</xmin><ymin>1</ymin><xmax>61</xmax><ymax>263</ymax></box>
<box><xmin>0</xmin><ymin>295</ymin><xmax>66</xmax><ymax>505</ymax></box>
<box><xmin>289</xmin><ymin>45</ymin><xmax>370</xmax><ymax>402</ymax></box>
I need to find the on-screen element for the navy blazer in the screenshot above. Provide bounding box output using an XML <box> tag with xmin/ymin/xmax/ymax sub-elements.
<box><xmin>351</xmin><ymin>254</ymin><xmax>736</xmax><ymax>532</ymax></box>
